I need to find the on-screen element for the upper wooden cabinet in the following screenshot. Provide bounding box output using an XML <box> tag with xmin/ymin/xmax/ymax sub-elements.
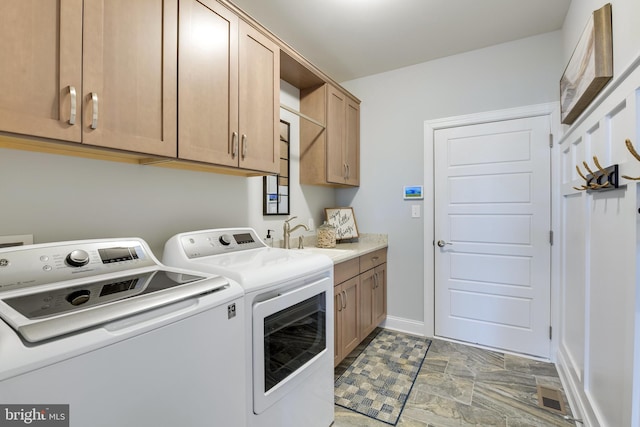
<box><xmin>300</xmin><ymin>84</ymin><xmax>360</xmax><ymax>187</ymax></box>
<box><xmin>327</xmin><ymin>85</ymin><xmax>360</xmax><ymax>186</ymax></box>
<box><xmin>82</xmin><ymin>0</ymin><xmax>178</xmax><ymax>156</ymax></box>
<box><xmin>0</xmin><ymin>0</ymin><xmax>177</xmax><ymax>157</ymax></box>
<box><xmin>0</xmin><ymin>1</ymin><xmax>83</xmax><ymax>143</ymax></box>
<box><xmin>0</xmin><ymin>0</ymin><xmax>350</xmax><ymax>178</ymax></box>
<box><xmin>178</xmin><ymin>0</ymin><xmax>279</xmax><ymax>173</ymax></box>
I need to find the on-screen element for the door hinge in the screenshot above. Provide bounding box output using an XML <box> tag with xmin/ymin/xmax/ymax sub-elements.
<box><xmin>549</xmin><ymin>230</ymin><xmax>554</xmax><ymax>245</ymax></box>
<box><xmin>549</xmin><ymin>133</ymin><xmax>553</xmax><ymax>148</ymax></box>
<box><xmin>549</xmin><ymin>326</ymin><xmax>553</xmax><ymax>340</ymax></box>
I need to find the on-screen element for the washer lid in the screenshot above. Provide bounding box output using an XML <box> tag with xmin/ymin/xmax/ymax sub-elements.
<box><xmin>176</xmin><ymin>247</ymin><xmax>332</xmax><ymax>291</ymax></box>
<box><xmin>0</xmin><ymin>269</ymin><xmax>230</xmax><ymax>343</ymax></box>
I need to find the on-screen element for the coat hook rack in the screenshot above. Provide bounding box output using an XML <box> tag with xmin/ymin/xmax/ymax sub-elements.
<box><xmin>622</xmin><ymin>139</ymin><xmax>640</xmax><ymax>180</ymax></box>
<box><xmin>573</xmin><ymin>156</ymin><xmax>623</xmax><ymax>193</ymax></box>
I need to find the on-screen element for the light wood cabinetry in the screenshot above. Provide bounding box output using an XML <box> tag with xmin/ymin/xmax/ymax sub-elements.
<box><xmin>359</xmin><ymin>249</ymin><xmax>387</xmax><ymax>338</ymax></box>
<box><xmin>327</xmin><ymin>85</ymin><xmax>360</xmax><ymax>186</ymax></box>
<box><xmin>0</xmin><ymin>1</ymin><xmax>82</xmax><ymax>143</ymax></box>
<box><xmin>334</xmin><ymin>258</ymin><xmax>360</xmax><ymax>365</ymax></box>
<box><xmin>0</xmin><ymin>0</ymin><xmax>177</xmax><ymax>157</ymax></box>
<box><xmin>333</xmin><ymin>248</ymin><xmax>387</xmax><ymax>366</ymax></box>
<box><xmin>0</xmin><ymin>0</ymin><xmax>353</xmax><ymax>178</ymax></box>
<box><xmin>82</xmin><ymin>0</ymin><xmax>178</xmax><ymax>156</ymax></box>
<box><xmin>300</xmin><ymin>84</ymin><xmax>360</xmax><ymax>187</ymax></box>
<box><xmin>178</xmin><ymin>0</ymin><xmax>279</xmax><ymax>173</ymax></box>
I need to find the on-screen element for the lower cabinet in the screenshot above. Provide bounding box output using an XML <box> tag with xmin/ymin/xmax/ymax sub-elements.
<box><xmin>334</xmin><ymin>247</ymin><xmax>387</xmax><ymax>366</ymax></box>
<box><xmin>360</xmin><ymin>262</ymin><xmax>387</xmax><ymax>339</ymax></box>
<box><xmin>334</xmin><ymin>276</ymin><xmax>359</xmax><ymax>366</ymax></box>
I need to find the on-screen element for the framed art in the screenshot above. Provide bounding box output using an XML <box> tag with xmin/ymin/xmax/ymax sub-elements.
<box><xmin>325</xmin><ymin>207</ymin><xmax>359</xmax><ymax>240</ymax></box>
<box><xmin>560</xmin><ymin>3</ymin><xmax>612</xmax><ymax>125</ymax></box>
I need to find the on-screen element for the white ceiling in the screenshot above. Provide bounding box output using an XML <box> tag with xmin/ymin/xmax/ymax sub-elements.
<box><xmin>229</xmin><ymin>0</ymin><xmax>572</xmax><ymax>82</ymax></box>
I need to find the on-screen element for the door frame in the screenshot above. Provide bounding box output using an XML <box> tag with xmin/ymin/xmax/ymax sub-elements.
<box><xmin>423</xmin><ymin>102</ymin><xmax>562</xmax><ymax>360</ymax></box>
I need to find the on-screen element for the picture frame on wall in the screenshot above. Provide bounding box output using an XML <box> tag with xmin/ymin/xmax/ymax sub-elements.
<box><xmin>560</xmin><ymin>3</ymin><xmax>612</xmax><ymax>125</ymax></box>
<box><xmin>325</xmin><ymin>207</ymin><xmax>359</xmax><ymax>240</ymax></box>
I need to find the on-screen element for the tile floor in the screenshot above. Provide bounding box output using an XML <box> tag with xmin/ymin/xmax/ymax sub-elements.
<box><xmin>333</xmin><ymin>329</ymin><xmax>575</xmax><ymax>427</ymax></box>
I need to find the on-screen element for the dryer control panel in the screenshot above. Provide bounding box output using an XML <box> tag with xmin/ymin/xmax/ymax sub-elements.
<box><xmin>0</xmin><ymin>239</ymin><xmax>157</xmax><ymax>292</ymax></box>
<box><xmin>174</xmin><ymin>228</ymin><xmax>266</xmax><ymax>259</ymax></box>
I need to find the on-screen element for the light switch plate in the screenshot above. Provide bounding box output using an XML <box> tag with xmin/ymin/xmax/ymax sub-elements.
<box><xmin>0</xmin><ymin>234</ymin><xmax>34</xmax><ymax>248</ymax></box>
<box><xmin>411</xmin><ymin>205</ymin><xmax>421</xmax><ymax>218</ymax></box>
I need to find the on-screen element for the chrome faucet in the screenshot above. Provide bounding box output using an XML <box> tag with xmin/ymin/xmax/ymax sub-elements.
<box><xmin>283</xmin><ymin>216</ymin><xmax>309</xmax><ymax>249</ymax></box>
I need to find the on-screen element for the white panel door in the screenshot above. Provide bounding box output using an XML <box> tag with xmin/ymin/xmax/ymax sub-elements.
<box><xmin>434</xmin><ymin>115</ymin><xmax>551</xmax><ymax>358</ymax></box>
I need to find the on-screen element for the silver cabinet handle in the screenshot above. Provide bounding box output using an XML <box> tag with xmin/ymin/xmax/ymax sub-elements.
<box><xmin>437</xmin><ymin>240</ymin><xmax>453</xmax><ymax>247</ymax></box>
<box><xmin>90</xmin><ymin>92</ymin><xmax>99</xmax><ymax>129</ymax></box>
<box><xmin>231</xmin><ymin>132</ymin><xmax>238</xmax><ymax>158</ymax></box>
<box><xmin>241</xmin><ymin>134</ymin><xmax>247</xmax><ymax>159</ymax></box>
<box><xmin>338</xmin><ymin>291</ymin><xmax>343</xmax><ymax>312</ymax></box>
<box><xmin>68</xmin><ymin>86</ymin><xmax>77</xmax><ymax>125</ymax></box>
<box><xmin>346</xmin><ymin>164</ymin><xmax>350</xmax><ymax>179</ymax></box>
<box><xmin>342</xmin><ymin>290</ymin><xmax>347</xmax><ymax>309</ymax></box>
<box><xmin>373</xmin><ymin>272</ymin><xmax>378</xmax><ymax>289</ymax></box>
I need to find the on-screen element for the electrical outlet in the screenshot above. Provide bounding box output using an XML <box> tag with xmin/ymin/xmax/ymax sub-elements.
<box><xmin>411</xmin><ymin>205</ymin><xmax>421</xmax><ymax>218</ymax></box>
<box><xmin>308</xmin><ymin>218</ymin><xmax>315</xmax><ymax>230</ymax></box>
<box><xmin>0</xmin><ymin>234</ymin><xmax>34</xmax><ymax>248</ymax></box>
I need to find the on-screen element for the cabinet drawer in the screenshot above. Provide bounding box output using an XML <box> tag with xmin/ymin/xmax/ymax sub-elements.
<box><xmin>359</xmin><ymin>248</ymin><xmax>387</xmax><ymax>273</ymax></box>
<box><xmin>334</xmin><ymin>257</ymin><xmax>360</xmax><ymax>285</ymax></box>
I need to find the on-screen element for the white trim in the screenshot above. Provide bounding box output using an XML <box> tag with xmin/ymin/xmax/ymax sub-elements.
<box><xmin>380</xmin><ymin>316</ymin><xmax>426</xmax><ymax>337</ymax></box>
<box><xmin>557</xmin><ymin>345</ymin><xmax>597</xmax><ymax>426</ymax></box>
<box><xmin>423</xmin><ymin>102</ymin><xmax>559</xmax><ymax>357</ymax></box>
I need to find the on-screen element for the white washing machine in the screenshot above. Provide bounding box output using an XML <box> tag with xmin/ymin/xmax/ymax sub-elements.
<box><xmin>0</xmin><ymin>238</ymin><xmax>246</xmax><ymax>427</ymax></box>
<box><xmin>163</xmin><ymin>228</ymin><xmax>334</xmax><ymax>427</ymax></box>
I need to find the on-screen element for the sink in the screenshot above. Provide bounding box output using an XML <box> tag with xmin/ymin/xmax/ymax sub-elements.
<box><xmin>293</xmin><ymin>247</ymin><xmax>355</xmax><ymax>260</ymax></box>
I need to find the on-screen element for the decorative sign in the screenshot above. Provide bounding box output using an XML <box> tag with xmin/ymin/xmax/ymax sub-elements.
<box><xmin>325</xmin><ymin>207</ymin><xmax>359</xmax><ymax>240</ymax></box>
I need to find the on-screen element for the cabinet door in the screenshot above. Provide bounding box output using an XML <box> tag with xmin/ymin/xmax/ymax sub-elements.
<box><xmin>341</xmin><ymin>276</ymin><xmax>360</xmax><ymax>357</ymax></box>
<box><xmin>238</xmin><ymin>21</ymin><xmax>279</xmax><ymax>173</ymax></box>
<box><xmin>82</xmin><ymin>0</ymin><xmax>177</xmax><ymax>156</ymax></box>
<box><xmin>0</xmin><ymin>0</ymin><xmax>82</xmax><ymax>142</ymax></box>
<box><xmin>372</xmin><ymin>264</ymin><xmax>387</xmax><ymax>327</ymax></box>
<box><xmin>359</xmin><ymin>268</ymin><xmax>376</xmax><ymax>338</ymax></box>
<box><xmin>334</xmin><ymin>286</ymin><xmax>343</xmax><ymax>366</ymax></box>
<box><xmin>178</xmin><ymin>0</ymin><xmax>239</xmax><ymax>166</ymax></box>
<box><xmin>326</xmin><ymin>85</ymin><xmax>346</xmax><ymax>184</ymax></box>
<box><xmin>344</xmin><ymin>97</ymin><xmax>360</xmax><ymax>186</ymax></box>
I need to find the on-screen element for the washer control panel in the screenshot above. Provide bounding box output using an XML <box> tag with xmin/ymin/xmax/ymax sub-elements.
<box><xmin>177</xmin><ymin>228</ymin><xmax>265</xmax><ymax>259</ymax></box>
<box><xmin>0</xmin><ymin>239</ymin><xmax>157</xmax><ymax>292</ymax></box>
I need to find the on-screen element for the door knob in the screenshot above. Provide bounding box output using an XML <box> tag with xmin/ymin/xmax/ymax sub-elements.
<box><xmin>437</xmin><ymin>240</ymin><xmax>452</xmax><ymax>247</ymax></box>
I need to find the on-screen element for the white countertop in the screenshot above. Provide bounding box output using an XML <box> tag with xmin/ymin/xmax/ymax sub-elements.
<box><xmin>285</xmin><ymin>233</ymin><xmax>388</xmax><ymax>264</ymax></box>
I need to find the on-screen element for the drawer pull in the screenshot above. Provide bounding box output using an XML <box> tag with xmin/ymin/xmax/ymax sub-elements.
<box><xmin>371</xmin><ymin>256</ymin><xmax>379</xmax><ymax>262</ymax></box>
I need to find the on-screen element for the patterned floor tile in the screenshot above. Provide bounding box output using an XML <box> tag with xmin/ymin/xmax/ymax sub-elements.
<box><xmin>333</xmin><ymin>331</ymin><xmax>575</xmax><ymax>427</ymax></box>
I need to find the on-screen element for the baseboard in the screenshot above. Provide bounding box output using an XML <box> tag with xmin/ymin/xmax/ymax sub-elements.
<box><xmin>381</xmin><ymin>315</ymin><xmax>426</xmax><ymax>337</ymax></box>
<box><xmin>556</xmin><ymin>344</ymin><xmax>598</xmax><ymax>426</ymax></box>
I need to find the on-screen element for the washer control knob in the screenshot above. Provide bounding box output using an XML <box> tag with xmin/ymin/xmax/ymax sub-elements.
<box><xmin>66</xmin><ymin>289</ymin><xmax>91</xmax><ymax>306</ymax></box>
<box><xmin>66</xmin><ymin>250</ymin><xmax>90</xmax><ymax>267</ymax></box>
<box><xmin>219</xmin><ymin>234</ymin><xmax>233</xmax><ymax>246</ymax></box>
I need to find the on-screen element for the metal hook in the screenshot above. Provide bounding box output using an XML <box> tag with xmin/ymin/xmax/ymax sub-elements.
<box><xmin>622</xmin><ymin>139</ymin><xmax>640</xmax><ymax>180</ymax></box>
